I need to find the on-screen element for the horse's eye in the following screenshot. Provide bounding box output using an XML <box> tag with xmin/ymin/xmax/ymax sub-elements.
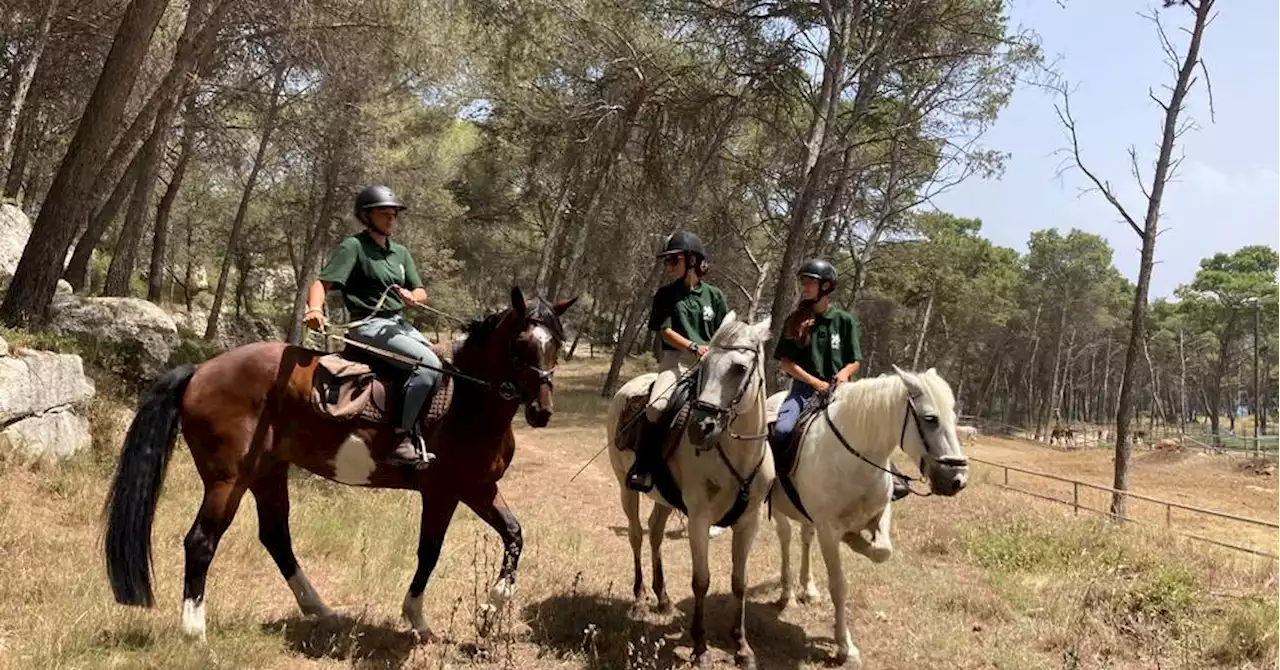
<box><xmin>923</xmin><ymin>414</ymin><xmax>939</xmax><ymax>425</ymax></box>
<box><xmin>731</xmin><ymin>362</ymin><xmax>748</xmax><ymax>374</ymax></box>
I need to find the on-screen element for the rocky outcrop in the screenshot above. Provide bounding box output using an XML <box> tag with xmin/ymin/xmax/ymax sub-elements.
<box><xmin>50</xmin><ymin>296</ymin><xmax>178</xmax><ymax>380</ymax></box>
<box><xmin>0</xmin><ymin>203</ymin><xmax>32</xmax><ymax>287</ymax></box>
<box><xmin>0</xmin><ymin>336</ymin><xmax>95</xmax><ymax>462</ymax></box>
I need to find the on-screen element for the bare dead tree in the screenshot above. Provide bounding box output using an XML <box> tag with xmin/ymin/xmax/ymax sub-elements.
<box><xmin>1054</xmin><ymin>0</ymin><xmax>1216</xmax><ymax>519</ymax></box>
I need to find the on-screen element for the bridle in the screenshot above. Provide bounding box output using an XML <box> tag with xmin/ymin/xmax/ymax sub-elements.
<box><xmin>690</xmin><ymin>344</ymin><xmax>763</xmax><ymax>445</ymax></box>
<box><xmin>499</xmin><ymin>319</ymin><xmax>559</xmax><ymax>405</ymax></box>
<box><xmin>820</xmin><ymin>388</ymin><xmax>969</xmax><ymax>497</ymax></box>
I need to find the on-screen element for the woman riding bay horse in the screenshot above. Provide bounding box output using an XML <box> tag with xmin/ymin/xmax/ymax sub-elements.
<box><xmin>103</xmin><ymin>185</ymin><xmax>577</xmax><ymax>641</ymax></box>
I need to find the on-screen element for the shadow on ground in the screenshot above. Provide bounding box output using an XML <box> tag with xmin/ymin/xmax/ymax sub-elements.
<box><xmin>524</xmin><ymin>588</ymin><xmax>823</xmax><ymax>669</ymax></box>
<box><xmin>262</xmin><ymin>613</ymin><xmax>415</xmax><ymax>668</ymax></box>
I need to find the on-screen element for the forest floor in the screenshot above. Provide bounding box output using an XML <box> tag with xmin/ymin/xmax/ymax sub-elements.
<box><xmin>0</xmin><ymin>356</ymin><xmax>1275</xmax><ymax>669</ymax></box>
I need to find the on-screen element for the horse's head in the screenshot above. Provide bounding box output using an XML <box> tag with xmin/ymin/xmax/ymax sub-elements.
<box><xmin>504</xmin><ymin>286</ymin><xmax>577</xmax><ymax>427</ymax></box>
<box><xmin>689</xmin><ymin>311</ymin><xmax>772</xmax><ymax>446</ymax></box>
<box><xmin>891</xmin><ymin>365</ymin><xmax>969</xmax><ymax>496</ymax></box>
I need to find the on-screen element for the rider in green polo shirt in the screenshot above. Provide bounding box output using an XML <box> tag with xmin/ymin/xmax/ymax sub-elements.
<box><xmin>303</xmin><ymin>185</ymin><xmax>442</xmax><ymax>470</ymax></box>
<box><xmin>626</xmin><ymin>230</ymin><xmax>729</xmax><ymax>493</ymax></box>
<box><xmin>771</xmin><ymin>258</ymin><xmax>908</xmax><ymax>500</ymax></box>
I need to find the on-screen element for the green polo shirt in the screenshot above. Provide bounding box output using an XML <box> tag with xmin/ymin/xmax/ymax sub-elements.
<box><xmin>317</xmin><ymin>231</ymin><xmax>424</xmax><ymax>319</ymax></box>
<box><xmin>647</xmin><ymin>279</ymin><xmax>729</xmax><ymax>351</ymax></box>
<box><xmin>772</xmin><ymin>307</ymin><xmax>862</xmax><ymax>382</ymax></box>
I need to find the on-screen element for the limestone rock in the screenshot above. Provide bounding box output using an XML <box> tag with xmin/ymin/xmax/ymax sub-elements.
<box><xmin>0</xmin><ymin>348</ymin><xmax>95</xmax><ymax>424</ymax></box>
<box><xmin>50</xmin><ymin>296</ymin><xmax>178</xmax><ymax>379</ymax></box>
<box><xmin>0</xmin><ymin>410</ymin><xmax>93</xmax><ymax>461</ymax></box>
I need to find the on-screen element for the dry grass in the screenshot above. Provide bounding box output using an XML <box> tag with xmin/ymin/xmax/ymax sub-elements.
<box><xmin>0</xmin><ymin>355</ymin><xmax>1275</xmax><ymax>669</ymax></box>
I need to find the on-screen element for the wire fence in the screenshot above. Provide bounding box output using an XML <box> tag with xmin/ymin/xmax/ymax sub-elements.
<box><xmin>971</xmin><ymin>457</ymin><xmax>1279</xmax><ymax>560</ymax></box>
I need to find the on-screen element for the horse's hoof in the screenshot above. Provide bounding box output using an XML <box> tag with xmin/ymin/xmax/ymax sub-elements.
<box><xmin>628</xmin><ymin>599</ymin><xmax>647</xmax><ymax>618</ymax></box>
<box><xmin>735</xmin><ymin>650</ymin><xmax>758</xmax><ymax>669</ymax></box>
<box><xmin>693</xmin><ymin>651</ymin><xmax>712</xmax><ymax>668</ymax></box>
<box><xmin>410</xmin><ymin>626</ymin><xmax>439</xmax><ymax>644</ymax></box>
<box><xmin>798</xmin><ymin>587</ymin><xmax>821</xmax><ymax>604</ymax></box>
<box><xmin>835</xmin><ymin>646</ymin><xmax>862</xmax><ymax>667</ymax></box>
<box><xmin>775</xmin><ymin>593</ymin><xmax>794</xmax><ymax>610</ymax></box>
<box><xmin>655</xmin><ymin>597</ymin><xmax>674</xmax><ymax>615</ymax></box>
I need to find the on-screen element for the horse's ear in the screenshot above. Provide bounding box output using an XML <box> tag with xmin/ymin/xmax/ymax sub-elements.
<box><xmin>892</xmin><ymin>364</ymin><xmax>923</xmax><ymax>398</ymax></box>
<box><xmin>751</xmin><ymin>316</ymin><xmax>772</xmax><ymax>343</ymax></box>
<box><xmin>554</xmin><ymin>295</ymin><xmax>579</xmax><ymax>315</ymax></box>
<box><xmin>925</xmin><ymin>367</ymin><xmax>937</xmax><ymax>377</ymax></box>
<box><xmin>723</xmin><ymin>310</ymin><xmax>738</xmax><ymax>326</ymax></box>
<box><xmin>510</xmin><ymin>286</ymin><xmax>527</xmax><ymax>316</ymax></box>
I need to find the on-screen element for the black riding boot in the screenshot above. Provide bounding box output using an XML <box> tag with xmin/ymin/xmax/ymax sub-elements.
<box><xmin>889</xmin><ymin>462</ymin><xmax>910</xmax><ymax>501</ymax></box>
<box><xmin>626</xmin><ymin>417</ymin><xmax>661</xmax><ymax>493</ymax></box>
<box><xmin>387</xmin><ymin>387</ymin><xmax>437</xmax><ymax>470</ymax></box>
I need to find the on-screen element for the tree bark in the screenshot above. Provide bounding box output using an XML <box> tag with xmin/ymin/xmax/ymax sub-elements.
<box><xmin>146</xmin><ymin>110</ymin><xmax>196</xmax><ymax>302</ymax></box>
<box><xmin>1110</xmin><ymin>0</ymin><xmax>1213</xmax><ymax>519</ymax></box>
<box><xmin>0</xmin><ymin>1</ymin><xmax>56</xmax><ymax>174</ymax></box>
<box><xmin>206</xmin><ymin>62</ymin><xmax>287</xmax><ymax>340</ymax></box>
<box><xmin>64</xmin><ymin>146</ymin><xmax>145</xmax><ymax>292</ymax></box>
<box><xmin>0</xmin><ymin>0</ymin><xmax>170</xmax><ymax>327</ymax></box>
<box><xmin>911</xmin><ymin>292</ymin><xmax>934</xmax><ymax>370</ymax></box>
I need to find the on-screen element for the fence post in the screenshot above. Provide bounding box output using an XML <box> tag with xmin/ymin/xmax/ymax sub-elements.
<box><xmin>1003</xmin><ymin>466</ymin><xmax>1008</xmax><ymax>487</ymax></box>
<box><xmin>1166</xmin><ymin>504</ymin><xmax>1172</xmax><ymax>528</ymax></box>
<box><xmin>1073</xmin><ymin>482</ymin><xmax>1079</xmax><ymax>516</ymax></box>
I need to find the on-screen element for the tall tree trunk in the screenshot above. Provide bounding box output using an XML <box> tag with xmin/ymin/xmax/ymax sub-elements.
<box><xmin>767</xmin><ymin>4</ymin><xmax>854</xmax><ymax>356</ymax></box>
<box><xmin>911</xmin><ymin>292</ymin><xmax>934</xmax><ymax>370</ymax></box>
<box><xmin>0</xmin><ymin>0</ymin><xmax>170</xmax><ymax>327</ymax></box>
<box><xmin>0</xmin><ymin>0</ymin><xmax>56</xmax><ymax>173</ymax></box>
<box><xmin>146</xmin><ymin>110</ymin><xmax>196</xmax><ymax>301</ymax></box>
<box><xmin>206</xmin><ymin>62</ymin><xmax>287</xmax><ymax>340</ymax></box>
<box><xmin>1109</xmin><ymin>0</ymin><xmax>1213</xmax><ymax>519</ymax></box>
<box><xmin>3</xmin><ymin>104</ymin><xmax>40</xmax><ymax>201</ymax></box>
<box><xmin>64</xmin><ymin>147</ymin><xmax>145</xmax><ymax>291</ymax></box>
<box><xmin>102</xmin><ymin>0</ymin><xmax>221</xmax><ymax>297</ymax></box>
<box><xmin>602</xmin><ymin>262</ymin><xmax>661</xmax><ymax>397</ymax></box>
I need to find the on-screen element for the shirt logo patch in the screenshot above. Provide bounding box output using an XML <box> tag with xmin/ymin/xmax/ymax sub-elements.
<box><xmin>831</xmin><ymin>333</ymin><xmax>841</xmax><ymax>350</ymax></box>
<box><xmin>702</xmin><ymin>305</ymin><xmax>714</xmax><ymax>321</ymax></box>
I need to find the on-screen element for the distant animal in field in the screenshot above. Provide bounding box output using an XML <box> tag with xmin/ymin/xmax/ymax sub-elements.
<box><xmin>1049</xmin><ymin>425</ymin><xmax>1076</xmax><ymax>446</ymax></box>
<box><xmin>956</xmin><ymin>425</ymin><xmax>978</xmax><ymax>444</ymax></box>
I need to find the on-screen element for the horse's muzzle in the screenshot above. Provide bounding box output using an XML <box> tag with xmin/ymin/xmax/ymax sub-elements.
<box><xmin>688</xmin><ymin>410</ymin><xmax>723</xmax><ymax>446</ymax></box>
<box><xmin>924</xmin><ymin>458</ymin><xmax>969</xmax><ymax>496</ymax></box>
<box><xmin>525</xmin><ymin>403</ymin><xmax>551</xmax><ymax>428</ymax></box>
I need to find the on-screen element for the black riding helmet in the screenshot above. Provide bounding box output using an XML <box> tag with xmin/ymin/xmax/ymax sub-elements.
<box><xmin>656</xmin><ymin>230</ymin><xmax>706</xmax><ymax>258</ymax></box>
<box><xmin>354</xmin><ymin>185</ymin><xmax>407</xmax><ymax>224</ymax></box>
<box><xmin>798</xmin><ymin>258</ymin><xmax>837</xmax><ymax>296</ymax></box>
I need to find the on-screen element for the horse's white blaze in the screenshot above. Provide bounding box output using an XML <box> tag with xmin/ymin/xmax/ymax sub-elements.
<box><xmin>531</xmin><ymin>324</ymin><xmax>553</xmax><ymax>347</ymax></box>
<box><xmin>402</xmin><ymin>592</ymin><xmax>427</xmax><ymax>633</ymax></box>
<box><xmin>331</xmin><ymin>435</ymin><xmax>376</xmax><ymax>485</ymax></box>
<box><xmin>181</xmin><ymin>597</ymin><xmax>206</xmax><ymax>640</ymax></box>
<box><xmin>287</xmin><ymin>570</ymin><xmax>332</xmax><ymax>617</ymax></box>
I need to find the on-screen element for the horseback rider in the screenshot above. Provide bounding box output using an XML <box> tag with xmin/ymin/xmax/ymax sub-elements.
<box><xmin>303</xmin><ymin>185</ymin><xmax>442</xmax><ymax>470</ymax></box>
<box><xmin>626</xmin><ymin>230</ymin><xmax>729</xmax><ymax>493</ymax></box>
<box><xmin>770</xmin><ymin>258</ymin><xmax>909</xmax><ymax>501</ymax></box>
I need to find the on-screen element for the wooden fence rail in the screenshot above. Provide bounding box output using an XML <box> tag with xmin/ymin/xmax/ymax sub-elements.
<box><xmin>970</xmin><ymin>457</ymin><xmax>1278</xmax><ymax>560</ymax></box>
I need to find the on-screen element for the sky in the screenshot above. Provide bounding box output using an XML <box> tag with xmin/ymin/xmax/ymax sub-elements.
<box><xmin>930</xmin><ymin>0</ymin><xmax>1279</xmax><ymax>299</ymax></box>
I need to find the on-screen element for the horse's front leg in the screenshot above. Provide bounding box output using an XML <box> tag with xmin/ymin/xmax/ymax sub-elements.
<box><xmin>687</xmin><ymin>509</ymin><xmax>713</xmax><ymax>667</ymax></box>
<box><xmin>817</xmin><ymin>525</ymin><xmax>858</xmax><ymax>666</ymax></box>
<box><xmin>842</xmin><ymin>503</ymin><xmax>894</xmax><ymax>564</ymax></box>
<box><xmin>403</xmin><ymin>492</ymin><xmax>459</xmax><ymax>640</ymax></box>
<box><xmin>730</xmin><ymin>513</ymin><xmax>760</xmax><ymax>669</ymax></box>
<box><xmin>463</xmin><ymin>482</ymin><xmax>522</xmax><ymax>637</ymax></box>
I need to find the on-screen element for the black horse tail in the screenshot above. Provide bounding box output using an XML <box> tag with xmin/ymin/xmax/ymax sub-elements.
<box><xmin>104</xmin><ymin>364</ymin><xmax>197</xmax><ymax>607</ymax></box>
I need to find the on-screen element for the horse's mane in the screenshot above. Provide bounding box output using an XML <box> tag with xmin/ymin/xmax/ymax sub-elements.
<box><xmin>460</xmin><ymin>296</ymin><xmax>566</xmax><ymax>345</ymax></box>
<box><xmin>818</xmin><ymin>369</ymin><xmax>955</xmax><ymax>446</ymax></box>
<box><xmin>709</xmin><ymin>318</ymin><xmax>752</xmax><ymax>347</ymax></box>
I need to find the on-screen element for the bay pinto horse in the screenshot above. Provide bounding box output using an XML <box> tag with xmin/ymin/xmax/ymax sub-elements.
<box><xmin>103</xmin><ymin>287</ymin><xmax>576</xmax><ymax>641</ymax></box>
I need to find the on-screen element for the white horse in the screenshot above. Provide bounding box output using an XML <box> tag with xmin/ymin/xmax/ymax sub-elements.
<box><xmin>765</xmin><ymin>366</ymin><xmax>970</xmax><ymax>666</ymax></box>
<box><xmin>608</xmin><ymin>312</ymin><xmax>775</xmax><ymax>669</ymax></box>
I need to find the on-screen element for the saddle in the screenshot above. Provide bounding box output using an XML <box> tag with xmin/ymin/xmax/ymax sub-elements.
<box><xmin>309</xmin><ymin>340</ymin><xmax>457</xmax><ymax>449</ymax></box>
<box><xmin>768</xmin><ymin>391</ymin><xmax>828</xmax><ymax>521</ymax></box>
<box><xmin>614</xmin><ymin>370</ymin><xmax>697</xmax><ymax>463</ymax></box>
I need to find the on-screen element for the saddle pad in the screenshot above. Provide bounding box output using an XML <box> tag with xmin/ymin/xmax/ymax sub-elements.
<box><xmin>614</xmin><ymin>382</ymin><xmax>692</xmax><ymax>461</ymax></box>
<box><xmin>311</xmin><ymin>354</ymin><xmax>388</xmax><ymax>422</ymax></box>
